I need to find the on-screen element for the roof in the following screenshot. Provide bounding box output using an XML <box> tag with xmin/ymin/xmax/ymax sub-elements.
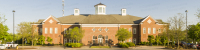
<box><xmin>33</xmin><ymin>14</ymin><xmax>166</xmax><ymax>24</ymax></box>
<box><xmin>94</xmin><ymin>3</ymin><xmax>106</xmax><ymax>7</ymax></box>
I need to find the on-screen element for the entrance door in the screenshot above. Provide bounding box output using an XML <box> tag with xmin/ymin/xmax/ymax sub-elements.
<box><xmin>98</xmin><ymin>35</ymin><xmax>103</xmax><ymax>44</ymax></box>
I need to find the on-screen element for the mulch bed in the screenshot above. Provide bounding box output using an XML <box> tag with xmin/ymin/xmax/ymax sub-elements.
<box><xmin>5</xmin><ymin>48</ymin><xmax>37</xmax><ymax>50</ymax></box>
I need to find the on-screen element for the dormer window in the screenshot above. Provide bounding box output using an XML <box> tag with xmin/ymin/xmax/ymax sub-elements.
<box><xmin>74</xmin><ymin>9</ymin><xmax>79</xmax><ymax>16</ymax></box>
<box><xmin>123</xmin><ymin>10</ymin><xmax>126</xmax><ymax>13</ymax></box>
<box><xmin>94</xmin><ymin>3</ymin><xmax>106</xmax><ymax>15</ymax></box>
<box><xmin>75</xmin><ymin>10</ymin><xmax>78</xmax><ymax>13</ymax></box>
<box><xmin>99</xmin><ymin>7</ymin><xmax>102</xmax><ymax>13</ymax></box>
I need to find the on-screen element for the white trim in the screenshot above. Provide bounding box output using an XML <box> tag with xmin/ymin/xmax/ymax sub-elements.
<box><xmin>61</xmin><ymin>24</ymin><xmax>80</xmax><ymax>25</ymax></box>
<box><xmin>140</xmin><ymin>15</ymin><xmax>158</xmax><ymax>24</ymax></box>
<box><xmin>158</xmin><ymin>24</ymin><xmax>168</xmax><ymax>25</ymax></box>
<box><xmin>42</xmin><ymin>15</ymin><xmax>60</xmax><ymax>23</ymax></box>
<box><xmin>31</xmin><ymin>24</ymin><xmax>42</xmax><ymax>25</ymax></box>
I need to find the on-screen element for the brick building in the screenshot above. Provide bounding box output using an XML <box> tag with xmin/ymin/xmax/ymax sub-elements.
<box><xmin>31</xmin><ymin>3</ymin><xmax>167</xmax><ymax>45</ymax></box>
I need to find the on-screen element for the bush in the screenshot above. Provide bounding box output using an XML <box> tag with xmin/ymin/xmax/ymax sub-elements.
<box><xmin>117</xmin><ymin>43</ymin><xmax>129</xmax><ymax>48</ymax></box>
<box><xmin>126</xmin><ymin>42</ymin><xmax>135</xmax><ymax>47</ymax></box>
<box><xmin>64</xmin><ymin>43</ymin><xmax>82</xmax><ymax>48</ymax></box>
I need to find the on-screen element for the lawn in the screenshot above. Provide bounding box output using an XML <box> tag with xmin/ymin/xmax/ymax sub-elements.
<box><xmin>90</xmin><ymin>46</ymin><xmax>110</xmax><ymax>48</ymax></box>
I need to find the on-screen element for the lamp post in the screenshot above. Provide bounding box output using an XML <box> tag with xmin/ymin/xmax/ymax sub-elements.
<box><xmin>185</xmin><ymin>10</ymin><xmax>188</xmax><ymax>49</ymax></box>
<box><xmin>12</xmin><ymin>10</ymin><xmax>15</xmax><ymax>46</ymax></box>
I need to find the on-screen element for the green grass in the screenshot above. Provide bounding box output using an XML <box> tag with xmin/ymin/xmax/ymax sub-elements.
<box><xmin>90</xmin><ymin>46</ymin><xmax>110</xmax><ymax>48</ymax></box>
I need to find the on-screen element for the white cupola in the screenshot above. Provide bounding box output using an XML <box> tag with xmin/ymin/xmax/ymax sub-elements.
<box><xmin>74</xmin><ymin>8</ymin><xmax>80</xmax><ymax>16</ymax></box>
<box><xmin>94</xmin><ymin>3</ymin><xmax>106</xmax><ymax>15</ymax></box>
<box><xmin>121</xmin><ymin>8</ymin><xmax>126</xmax><ymax>16</ymax></box>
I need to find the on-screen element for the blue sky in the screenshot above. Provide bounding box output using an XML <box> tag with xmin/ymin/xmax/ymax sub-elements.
<box><xmin>0</xmin><ymin>0</ymin><xmax>200</xmax><ymax>33</ymax></box>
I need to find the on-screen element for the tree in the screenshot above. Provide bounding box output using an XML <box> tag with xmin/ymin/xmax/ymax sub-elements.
<box><xmin>115</xmin><ymin>28</ymin><xmax>132</xmax><ymax>43</ymax></box>
<box><xmin>147</xmin><ymin>35</ymin><xmax>155</xmax><ymax>45</ymax></box>
<box><xmin>47</xmin><ymin>37</ymin><xmax>53</xmax><ymax>44</ymax></box>
<box><xmin>188</xmin><ymin>23</ymin><xmax>200</xmax><ymax>43</ymax></box>
<box><xmin>195</xmin><ymin>9</ymin><xmax>200</xmax><ymax>22</ymax></box>
<box><xmin>155</xmin><ymin>36</ymin><xmax>161</xmax><ymax>46</ymax></box>
<box><xmin>17</xmin><ymin>22</ymin><xmax>39</xmax><ymax>46</ymax></box>
<box><xmin>168</xmin><ymin>13</ymin><xmax>186</xmax><ymax>49</ymax></box>
<box><xmin>0</xmin><ymin>14</ymin><xmax>12</xmax><ymax>44</ymax></box>
<box><xmin>38</xmin><ymin>35</ymin><xmax>45</xmax><ymax>45</ymax></box>
<box><xmin>65</xmin><ymin>27</ymin><xmax>84</xmax><ymax>43</ymax></box>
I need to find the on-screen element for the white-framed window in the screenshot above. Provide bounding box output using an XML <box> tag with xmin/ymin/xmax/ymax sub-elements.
<box><xmin>64</xmin><ymin>28</ymin><xmax>67</xmax><ymax>34</ymax></box>
<box><xmin>50</xmin><ymin>28</ymin><xmax>53</xmax><ymax>34</ymax></box>
<box><xmin>55</xmin><ymin>28</ymin><xmax>58</xmax><ymax>34</ymax></box>
<box><xmin>40</xmin><ymin>28</ymin><xmax>42</xmax><ymax>33</ymax></box>
<box><xmin>163</xmin><ymin>28</ymin><xmax>166</xmax><ymax>32</ymax></box>
<box><xmin>64</xmin><ymin>39</ymin><xmax>67</xmax><ymax>44</ymax></box>
<box><xmin>129</xmin><ymin>39</ymin><xmax>131</xmax><ymax>42</ymax></box>
<box><xmin>158</xmin><ymin>28</ymin><xmax>161</xmax><ymax>33</ymax></box>
<box><xmin>75</xmin><ymin>10</ymin><xmax>78</xmax><ymax>13</ymax></box>
<box><xmin>99</xmin><ymin>7</ymin><xmax>102</xmax><ymax>13</ymax></box>
<box><xmin>105</xmin><ymin>35</ymin><xmax>108</xmax><ymax>43</ymax></box>
<box><xmin>98</xmin><ymin>28</ymin><xmax>102</xmax><ymax>32</ymax></box>
<box><xmin>153</xmin><ymin>28</ymin><xmax>156</xmax><ymax>34</ymax></box>
<box><xmin>133</xmin><ymin>28</ymin><xmax>136</xmax><ymax>34</ymax></box>
<box><xmin>45</xmin><ymin>28</ymin><xmax>48</xmax><ymax>34</ymax></box>
<box><xmin>69</xmin><ymin>28</ymin><xmax>72</xmax><ymax>34</ymax></box>
<box><xmin>143</xmin><ymin>28</ymin><xmax>146</xmax><ymax>34</ymax></box>
<box><xmin>148</xmin><ymin>28</ymin><xmax>151</xmax><ymax>34</ymax></box>
<box><xmin>105</xmin><ymin>28</ymin><xmax>108</xmax><ymax>32</ymax></box>
<box><xmin>123</xmin><ymin>10</ymin><xmax>126</xmax><ymax>13</ymax></box>
<box><xmin>92</xmin><ymin>28</ymin><xmax>96</xmax><ymax>32</ymax></box>
<box><xmin>129</xmin><ymin>28</ymin><xmax>131</xmax><ymax>32</ymax></box>
<box><xmin>103</xmin><ymin>7</ymin><xmax>105</xmax><ymax>13</ymax></box>
<box><xmin>69</xmin><ymin>39</ymin><xmax>72</xmax><ymax>43</ymax></box>
<box><xmin>133</xmin><ymin>39</ymin><xmax>136</xmax><ymax>44</ymax></box>
<box><xmin>93</xmin><ymin>36</ymin><xmax>96</xmax><ymax>43</ymax></box>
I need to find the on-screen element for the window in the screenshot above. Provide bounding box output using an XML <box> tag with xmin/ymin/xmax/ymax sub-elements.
<box><xmin>45</xmin><ymin>28</ymin><xmax>48</xmax><ymax>34</ymax></box>
<box><xmin>143</xmin><ymin>28</ymin><xmax>146</xmax><ymax>34</ymax></box>
<box><xmin>153</xmin><ymin>28</ymin><xmax>156</xmax><ymax>34</ymax></box>
<box><xmin>129</xmin><ymin>39</ymin><xmax>131</xmax><ymax>42</ymax></box>
<box><xmin>35</xmin><ymin>28</ymin><xmax>37</xmax><ymax>32</ymax></box>
<box><xmin>69</xmin><ymin>28</ymin><xmax>72</xmax><ymax>34</ymax></box>
<box><xmin>93</xmin><ymin>36</ymin><xmax>96</xmax><ymax>44</ymax></box>
<box><xmin>148</xmin><ymin>28</ymin><xmax>151</xmax><ymax>34</ymax></box>
<box><xmin>74</xmin><ymin>39</ymin><xmax>76</xmax><ymax>43</ymax></box>
<box><xmin>105</xmin><ymin>36</ymin><xmax>108</xmax><ymax>43</ymax></box>
<box><xmin>129</xmin><ymin>28</ymin><xmax>131</xmax><ymax>32</ymax></box>
<box><xmin>75</xmin><ymin>10</ymin><xmax>78</xmax><ymax>13</ymax></box>
<box><xmin>133</xmin><ymin>28</ymin><xmax>136</xmax><ymax>34</ymax></box>
<box><xmin>69</xmin><ymin>39</ymin><xmax>72</xmax><ymax>43</ymax></box>
<box><xmin>64</xmin><ymin>28</ymin><xmax>67</xmax><ymax>34</ymax></box>
<box><xmin>95</xmin><ymin>7</ymin><xmax>98</xmax><ymax>13</ymax></box>
<box><xmin>99</xmin><ymin>28</ymin><xmax>102</xmax><ymax>32</ymax></box>
<box><xmin>133</xmin><ymin>39</ymin><xmax>136</xmax><ymax>44</ymax></box>
<box><xmin>64</xmin><ymin>39</ymin><xmax>67</xmax><ymax>44</ymax></box>
<box><xmin>99</xmin><ymin>7</ymin><xmax>102</xmax><ymax>13</ymax></box>
<box><xmin>103</xmin><ymin>7</ymin><xmax>105</xmax><ymax>13</ymax></box>
<box><xmin>50</xmin><ymin>28</ymin><xmax>53</xmax><ymax>34</ymax></box>
<box><xmin>123</xmin><ymin>10</ymin><xmax>126</xmax><ymax>13</ymax></box>
<box><xmin>105</xmin><ymin>28</ymin><xmax>108</xmax><ymax>32</ymax></box>
<box><xmin>163</xmin><ymin>28</ymin><xmax>166</xmax><ymax>32</ymax></box>
<box><xmin>92</xmin><ymin>28</ymin><xmax>96</xmax><ymax>32</ymax></box>
<box><xmin>55</xmin><ymin>28</ymin><xmax>58</xmax><ymax>34</ymax></box>
<box><xmin>159</xmin><ymin>28</ymin><xmax>161</xmax><ymax>32</ymax></box>
<box><xmin>40</xmin><ymin>28</ymin><xmax>42</xmax><ymax>33</ymax></box>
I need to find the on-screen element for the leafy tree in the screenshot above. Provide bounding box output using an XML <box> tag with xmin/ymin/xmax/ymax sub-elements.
<box><xmin>147</xmin><ymin>35</ymin><xmax>155</xmax><ymax>45</ymax></box>
<box><xmin>167</xmin><ymin>13</ymin><xmax>186</xmax><ymax>49</ymax></box>
<box><xmin>38</xmin><ymin>35</ymin><xmax>45</xmax><ymax>45</ymax></box>
<box><xmin>65</xmin><ymin>27</ymin><xmax>84</xmax><ymax>43</ymax></box>
<box><xmin>47</xmin><ymin>37</ymin><xmax>53</xmax><ymax>44</ymax></box>
<box><xmin>17</xmin><ymin>22</ymin><xmax>39</xmax><ymax>46</ymax></box>
<box><xmin>188</xmin><ymin>23</ymin><xmax>200</xmax><ymax>43</ymax></box>
<box><xmin>155</xmin><ymin>36</ymin><xmax>161</xmax><ymax>46</ymax></box>
<box><xmin>115</xmin><ymin>28</ymin><xmax>132</xmax><ymax>43</ymax></box>
<box><xmin>195</xmin><ymin>9</ymin><xmax>200</xmax><ymax>22</ymax></box>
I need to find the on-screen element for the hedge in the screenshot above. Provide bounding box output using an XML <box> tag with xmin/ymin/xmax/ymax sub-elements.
<box><xmin>65</xmin><ymin>43</ymin><xmax>83</xmax><ymax>48</ymax></box>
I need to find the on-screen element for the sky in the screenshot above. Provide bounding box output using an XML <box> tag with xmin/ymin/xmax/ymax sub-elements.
<box><xmin>0</xmin><ymin>0</ymin><xmax>200</xmax><ymax>33</ymax></box>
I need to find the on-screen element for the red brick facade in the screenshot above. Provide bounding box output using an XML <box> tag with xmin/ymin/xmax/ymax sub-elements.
<box><xmin>32</xmin><ymin>15</ymin><xmax>166</xmax><ymax>45</ymax></box>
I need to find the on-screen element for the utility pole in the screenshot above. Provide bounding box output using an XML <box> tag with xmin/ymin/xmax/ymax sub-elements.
<box><xmin>12</xmin><ymin>10</ymin><xmax>15</xmax><ymax>47</ymax></box>
<box><xmin>185</xmin><ymin>10</ymin><xmax>188</xmax><ymax>49</ymax></box>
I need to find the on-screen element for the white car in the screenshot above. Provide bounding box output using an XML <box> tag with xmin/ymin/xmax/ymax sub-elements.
<box><xmin>0</xmin><ymin>44</ymin><xmax>6</xmax><ymax>49</ymax></box>
<box><xmin>3</xmin><ymin>42</ymin><xmax>18</xmax><ymax>48</ymax></box>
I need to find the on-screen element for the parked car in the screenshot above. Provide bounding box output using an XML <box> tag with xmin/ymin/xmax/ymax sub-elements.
<box><xmin>190</xmin><ymin>43</ymin><xmax>198</xmax><ymax>49</ymax></box>
<box><xmin>3</xmin><ymin>42</ymin><xmax>18</xmax><ymax>48</ymax></box>
<box><xmin>0</xmin><ymin>44</ymin><xmax>6</xmax><ymax>49</ymax></box>
<box><xmin>175</xmin><ymin>41</ymin><xmax>187</xmax><ymax>46</ymax></box>
<box><xmin>187</xmin><ymin>43</ymin><xmax>192</xmax><ymax>47</ymax></box>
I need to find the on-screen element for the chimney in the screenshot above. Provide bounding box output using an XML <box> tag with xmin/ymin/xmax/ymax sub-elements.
<box><xmin>74</xmin><ymin>8</ymin><xmax>80</xmax><ymax>16</ymax></box>
<box><xmin>121</xmin><ymin>8</ymin><xmax>126</xmax><ymax>16</ymax></box>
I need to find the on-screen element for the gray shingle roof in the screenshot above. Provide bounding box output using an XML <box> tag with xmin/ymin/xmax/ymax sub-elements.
<box><xmin>33</xmin><ymin>14</ymin><xmax>165</xmax><ymax>24</ymax></box>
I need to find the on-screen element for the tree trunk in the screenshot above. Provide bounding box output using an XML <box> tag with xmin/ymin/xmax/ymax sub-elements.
<box><xmin>178</xmin><ymin>39</ymin><xmax>179</xmax><ymax>49</ymax></box>
<box><xmin>157</xmin><ymin>42</ymin><xmax>158</xmax><ymax>46</ymax></box>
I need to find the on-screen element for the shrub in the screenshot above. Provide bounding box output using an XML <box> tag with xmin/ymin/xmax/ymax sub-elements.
<box><xmin>126</xmin><ymin>42</ymin><xmax>135</xmax><ymax>47</ymax></box>
<box><xmin>117</xmin><ymin>43</ymin><xmax>129</xmax><ymax>48</ymax></box>
<box><xmin>64</xmin><ymin>43</ymin><xmax>82</xmax><ymax>48</ymax></box>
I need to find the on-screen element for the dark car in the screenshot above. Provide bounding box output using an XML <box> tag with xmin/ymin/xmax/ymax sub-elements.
<box><xmin>175</xmin><ymin>41</ymin><xmax>187</xmax><ymax>46</ymax></box>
